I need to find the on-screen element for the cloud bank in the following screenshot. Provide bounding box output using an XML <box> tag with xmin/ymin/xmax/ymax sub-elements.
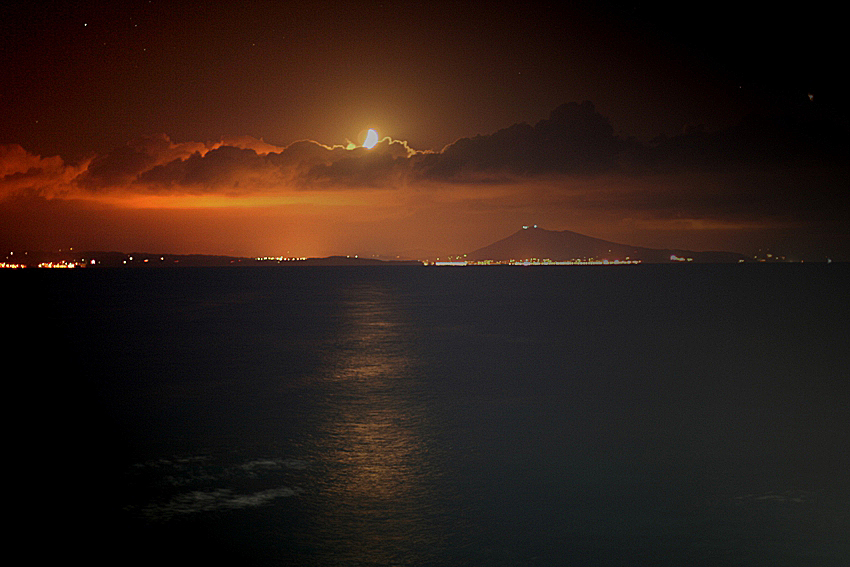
<box><xmin>2</xmin><ymin>101</ymin><xmax>847</xmax><ymax>258</ymax></box>
<box><xmin>5</xmin><ymin>101</ymin><xmax>846</xmax><ymax>195</ymax></box>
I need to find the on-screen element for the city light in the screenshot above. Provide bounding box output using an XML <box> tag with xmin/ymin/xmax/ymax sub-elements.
<box><xmin>427</xmin><ymin>258</ymin><xmax>642</xmax><ymax>266</ymax></box>
<box><xmin>255</xmin><ymin>256</ymin><xmax>308</xmax><ymax>262</ymax></box>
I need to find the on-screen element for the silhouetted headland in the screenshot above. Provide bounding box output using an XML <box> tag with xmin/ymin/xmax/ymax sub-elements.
<box><xmin>463</xmin><ymin>226</ymin><xmax>749</xmax><ymax>264</ymax></box>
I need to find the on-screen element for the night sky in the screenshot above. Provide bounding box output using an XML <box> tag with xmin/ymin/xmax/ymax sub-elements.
<box><xmin>2</xmin><ymin>1</ymin><xmax>847</xmax><ymax>259</ymax></box>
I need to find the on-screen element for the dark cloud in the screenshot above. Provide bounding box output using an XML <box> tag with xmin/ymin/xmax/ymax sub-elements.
<box><xmin>304</xmin><ymin>138</ymin><xmax>416</xmax><ymax>188</ymax></box>
<box><xmin>76</xmin><ymin>134</ymin><xmax>211</xmax><ymax>189</ymax></box>
<box><xmin>643</xmin><ymin>104</ymin><xmax>850</xmax><ymax>172</ymax></box>
<box><xmin>0</xmin><ymin>143</ymin><xmax>80</xmax><ymax>197</ymax></box>
<box><xmin>266</xmin><ymin>140</ymin><xmax>348</xmax><ymax>169</ymax></box>
<box><xmin>139</xmin><ymin>146</ymin><xmax>279</xmax><ymax>192</ymax></box>
<box><xmin>415</xmin><ymin>101</ymin><xmax>621</xmax><ymax>180</ymax></box>
<box><xmin>137</xmin><ymin>139</ymin><xmax>352</xmax><ymax>192</ymax></box>
<box><xmin>79</xmin><ymin>143</ymin><xmax>159</xmax><ymax>189</ymax></box>
<box><xmin>69</xmin><ymin>138</ymin><xmax>335</xmax><ymax>193</ymax></box>
<box><xmin>129</xmin><ymin>137</ymin><xmax>417</xmax><ymax>192</ymax></box>
<box><xmin>578</xmin><ymin>168</ymin><xmax>849</xmax><ymax>228</ymax></box>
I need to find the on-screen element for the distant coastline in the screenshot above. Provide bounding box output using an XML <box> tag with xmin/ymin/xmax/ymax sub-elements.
<box><xmin>0</xmin><ymin>251</ymin><xmax>424</xmax><ymax>269</ymax></box>
<box><xmin>0</xmin><ymin>224</ymin><xmax>832</xmax><ymax>269</ymax></box>
<box><xmin>2</xmin><ymin>250</ymin><xmax>826</xmax><ymax>270</ymax></box>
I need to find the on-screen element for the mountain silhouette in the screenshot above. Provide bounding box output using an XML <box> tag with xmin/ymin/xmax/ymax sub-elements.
<box><xmin>466</xmin><ymin>227</ymin><xmax>748</xmax><ymax>263</ymax></box>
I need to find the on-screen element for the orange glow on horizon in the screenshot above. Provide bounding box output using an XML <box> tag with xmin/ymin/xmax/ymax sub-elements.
<box><xmin>75</xmin><ymin>191</ymin><xmax>396</xmax><ymax>210</ymax></box>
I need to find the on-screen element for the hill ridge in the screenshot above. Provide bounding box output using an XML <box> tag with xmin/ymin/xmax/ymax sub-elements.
<box><xmin>466</xmin><ymin>227</ymin><xmax>748</xmax><ymax>263</ymax></box>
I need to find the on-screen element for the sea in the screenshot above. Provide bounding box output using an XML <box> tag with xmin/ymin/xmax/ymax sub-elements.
<box><xmin>8</xmin><ymin>263</ymin><xmax>850</xmax><ymax>566</ymax></box>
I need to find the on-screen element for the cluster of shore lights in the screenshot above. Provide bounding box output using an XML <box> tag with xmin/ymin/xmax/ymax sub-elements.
<box><xmin>1</xmin><ymin>250</ymin><xmax>94</xmax><ymax>268</ymax></box>
<box><xmin>429</xmin><ymin>258</ymin><xmax>643</xmax><ymax>266</ymax></box>
<box><xmin>37</xmin><ymin>260</ymin><xmax>90</xmax><ymax>268</ymax></box>
<box><xmin>255</xmin><ymin>256</ymin><xmax>308</xmax><ymax>262</ymax></box>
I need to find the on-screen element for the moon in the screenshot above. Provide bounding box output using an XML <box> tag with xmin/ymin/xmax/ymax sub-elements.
<box><xmin>363</xmin><ymin>129</ymin><xmax>379</xmax><ymax>149</ymax></box>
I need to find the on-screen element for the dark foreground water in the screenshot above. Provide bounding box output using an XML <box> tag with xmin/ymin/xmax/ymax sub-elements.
<box><xmin>8</xmin><ymin>264</ymin><xmax>850</xmax><ymax>565</ymax></box>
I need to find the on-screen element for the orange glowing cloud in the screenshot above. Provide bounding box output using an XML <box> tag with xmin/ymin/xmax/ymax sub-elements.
<box><xmin>0</xmin><ymin>143</ymin><xmax>86</xmax><ymax>198</ymax></box>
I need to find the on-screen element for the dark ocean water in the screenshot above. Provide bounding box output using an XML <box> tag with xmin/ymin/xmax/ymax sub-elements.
<box><xmin>8</xmin><ymin>264</ymin><xmax>850</xmax><ymax>565</ymax></box>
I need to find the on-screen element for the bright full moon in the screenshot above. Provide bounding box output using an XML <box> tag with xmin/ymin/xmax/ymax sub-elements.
<box><xmin>363</xmin><ymin>129</ymin><xmax>379</xmax><ymax>149</ymax></box>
